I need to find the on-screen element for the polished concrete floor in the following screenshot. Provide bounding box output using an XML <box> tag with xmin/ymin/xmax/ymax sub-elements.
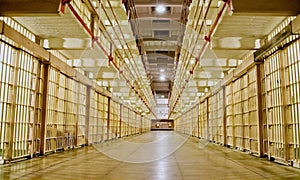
<box><xmin>1</xmin><ymin>131</ymin><xmax>300</xmax><ymax>180</ymax></box>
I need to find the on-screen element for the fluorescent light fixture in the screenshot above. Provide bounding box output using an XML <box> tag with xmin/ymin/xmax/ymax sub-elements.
<box><xmin>160</xmin><ymin>76</ymin><xmax>166</xmax><ymax>81</ymax></box>
<box><xmin>206</xmin><ymin>20</ymin><xmax>212</xmax><ymax>25</ymax></box>
<box><xmin>255</xmin><ymin>39</ymin><xmax>261</xmax><ymax>49</ymax></box>
<box><xmin>217</xmin><ymin>1</ymin><xmax>222</xmax><ymax>7</ymax></box>
<box><xmin>221</xmin><ymin>72</ymin><xmax>225</xmax><ymax>78</ymax></box>
<box><xmin>156</xmin><ymin>4</ymin><xmax>166</xmax><ymax>13</ymax></box>
<box><xmin>43</xmin><ymin>39</ymin><xmax>49</xmax><ymax>48</ymax></box>
<box><xmin>92</xmin><ymin>1</ymin><xmax>97</xmax><ymax>7</ymax></box>
<box><xmin>190</xmin><ymin>58</ymin><xmax>195</xmax><ymax>64</ymax></box>
<box><xmin>160</xmin><ymin>69</ymin><xmax>165</xmax><ymax>72</ymax></box>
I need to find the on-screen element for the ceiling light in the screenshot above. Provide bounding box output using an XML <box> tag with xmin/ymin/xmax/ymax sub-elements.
<box><xmin>92</xmin><ymin>1</ymin><xmax>98</xmax><ymax>8</ymax></box>
<box><xmin>43</xmin><ymin>39</ymin><xmax>49</xmax><ymax>48</ymax></box>
<box><xmin>160</xmin><ymin>69</ymin><xmax>165</xmax><ymax>72</ymax></box>
<box><xmin>255</xmin><ymin>39</ymin><xmax>261</xmax><ymax>49</ymax></box>
<box><xmin>160</xmin><ymin>76</ymin><xmax>166</xmax><ymax>81</ymax></box>
<box><xmin>190</xmin><ymin>59</ymin><xmax>195</xmax><ymax>64</ymax></box>
<box><xmin>156</xmin><ymin>5</ymin><xmax>166</xmax><ymax>13</ymax></box>
<box><xmin>205</xmin><ymin>20</ymin><xmax>212</xmax><ymax>25</ymax></box>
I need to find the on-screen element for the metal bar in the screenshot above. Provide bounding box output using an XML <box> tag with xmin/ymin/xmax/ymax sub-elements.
<box><xmin>169</xmin><ymin>1</ymin><xmax>229</xmax><ymax>116</ymax></box>
<box><xmin>66</xmin><ymin>3</ymin><xmax>109</xmax><ymax>56</ymax></box>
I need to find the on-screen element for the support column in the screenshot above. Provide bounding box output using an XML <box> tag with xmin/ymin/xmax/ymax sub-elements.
<box><xmin>32</xmin><ymin>61</ymin><xmax>42</xmax><ymax>156</ymax></box>
<box><xmin>223</xmin><ymin>86</ymin><xmax>227</xmax><ymax>146</ymax></box>
<box><xmin>256</xmin><ymin>63</ymin><xmax>264</xmax><ymax>157</ymax></box>
<box><xmin>127</xmin><ymin>108</ymin><xmax>130</xmax><ymax>136</ymax></box>
<box><xmin>107</xmin><ymin>97</ymin><xmax>111</xmax><ymax>141</ymax></box>
<box><xmin>75</xmin><ymin>83</ymin><xmax>79</xmax><ymax>147</ymax></box>
<box><xmin>197</xmin><ymin>104</ymin><xmax>200</xmax><ymax>138</ymax></box>
<box><xmin>206</xmin><ymin>99</ymin><xmax>209</xmax><ymax>140</ymax></box>
<box><xmin>40</xmin><ymin>63</ymin><xmax>50</xmax><ymax>155</ymax></box>
<box><xmin>140</xmin><ymin>115</ymin><xmax>144</xmax><ymax>133</ymax></box>
<box><xmin>119</xmin><ymin>104</ymin><xmax>122</xmax><ymax>138</ymax></box>
<box><xmin>279</xmin><ymin>50</ymin><xmax>290</xmax><ymax>161</ymax></box>
<box><xmin>135</xmin><ymin>113</ymin><xmax>138</xmax><ymax>135</ymax></box>
<box><xmin>232</xmin><ymin>84</ymin><xmax>236</xmax><ymax>148</ymax></box>
<box><xmin>85</xmin><ymin>86</ymin><xmax>90</xmax><ymax>145</ymax></box>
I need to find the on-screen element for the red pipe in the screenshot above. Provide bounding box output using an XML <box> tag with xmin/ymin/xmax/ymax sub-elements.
<box><xmin>67</xmin><ymin>3</ymin><xmax>93</xmax><ymax>37</ymax></box>
<box><xmin>60</xmin><ymin>0</ymin><xmax>72</xmax><ymax>13</ymax></box>
<box><xmin>110</xmin><ymin>59</ymin><xmax>156</xmax><ymax>116</ymax></box>
<box><xmin>169</xmin><ymin>2</ymin><xmax>228</xmax><ymax>117</ymax></box>
<box><xmin>65</xmin><ymin>1</ymin><xmax>155</xmax><ymax>116</ymax></box>
<box><xmin>67</xmin><ymin>3</ymin><xmax>110</xmax><ymax>57</ymax></box>
<box><xmin>94</xmin><ymin>39</ymin><xmax>110</xmax><ymax>57</ymax></box>
<box><xmin>193</xmin><ymin>2</ymin><xmax>227</xmax><ymax>70</ymax></box>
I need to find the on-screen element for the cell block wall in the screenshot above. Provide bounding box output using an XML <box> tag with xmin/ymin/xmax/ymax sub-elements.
<box><xmin>285</xmin><ymin>39</ymin><xmax>300</xmax><ymax>165</ymax></box>
<box><xmin>0</xmin><ymin>42</ymin><xmax>41</xmax><ymax>159</ymax></box>
<box><xmin>0</xmin><ymin>13</ymin><xmax>151</xmax><ymax>163</ymax></box>
<box><xmin>174</xmin><ymin>36</ymin><xmax>300</xmax><ymax>166</ymax></box>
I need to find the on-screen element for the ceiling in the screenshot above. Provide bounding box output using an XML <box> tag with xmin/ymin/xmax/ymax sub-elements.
<box><xmin>131</xmin><ymin>0</ymin><xmax>296</xmax><ymax>118</ymax></box>
<box><xmin>1</xmin><ymin>0</ymin><xmax>299</xmax><ymax>119</ymax></box>
<box><xmin>133</xmin><ymin>0</ymin><xmax>187</xmax><ymax>118</ymax></box>
<box><xmin>134</xmin><ymin>2</ymin><xmax>182</xmax><ymax>95</ymax></box>
<box><xmin>168</xmin><ymin>0</ymin><xmax>298</xmax><ymax>117</ymax></box>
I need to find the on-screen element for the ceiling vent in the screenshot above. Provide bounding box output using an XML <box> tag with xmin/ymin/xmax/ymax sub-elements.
<box><xmin>152</xmin><ymin>19</ymin><xmax>170</xmax><ymax>24</ymax></box>
<box><xmin>154</xmin><ymin>30</ymin><xmax>170</xmax><ymax>38</ymax></box>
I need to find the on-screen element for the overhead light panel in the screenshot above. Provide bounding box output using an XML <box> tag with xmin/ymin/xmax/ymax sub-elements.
<box><xmin>156</xmin><ymin>4</ymin><xmax>166</xmax><ymax>13</ymax></box>
<box><xmin>206</xmin><ymin>20</ymin><xmax>212</xmax><ymax>25</ymax></box>
<box><xmin>160</xmin><ymin>76</ymin><xmax>166</xmax><ymax>81</ymax></box>
<box><xmin>255</xmin><ymin>39</ymin><xmax>261</xmax><ymax>49</ymax></box>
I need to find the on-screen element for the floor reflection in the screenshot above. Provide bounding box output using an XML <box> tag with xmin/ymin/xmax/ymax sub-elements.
<box><xmin>94</xmin><ymin>131</ymin><xmax>188</xmax><ymax>163</ymax></box>
<box><xmin>1</xmin><ymin>131</ymin><xmax>300</xmax><ymax>180</ymax></box>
